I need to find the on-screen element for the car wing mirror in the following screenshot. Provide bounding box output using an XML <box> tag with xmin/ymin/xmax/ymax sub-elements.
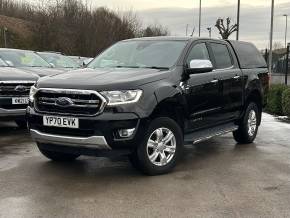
<box><xmin>188</xmin><ymin>59</ymin><xmax>214</xmax><ymax>74</ymax></box>
<box><xmin>49</xmin><ymin>63</ymin><xmax>55</xmax><ymax>68</ymax></box>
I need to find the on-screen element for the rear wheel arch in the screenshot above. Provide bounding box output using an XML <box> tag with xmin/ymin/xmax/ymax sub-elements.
<box><xmin>245</xmin><ymin>89</ymin><xmax>263</xmax><ymax>125</ymax></box>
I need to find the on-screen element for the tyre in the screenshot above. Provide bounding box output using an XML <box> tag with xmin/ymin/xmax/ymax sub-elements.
<box><xmin>37</xmin><ymin>143</ymin><xmax>80</xmax><ymax>161</ymax></box>
<box><xmin>130</xmin><ymin>117</ymin><xmax>183</xmax><ymax>175</ymax></box>
<box><xmin>15</xmin><ymin>119</ymin><xmax>27</xmax><ymax>129</ymax></box>
<box><xmin>233</xmin><ymin>102</ymin><xmax>260</xmax><ymax>144</ymax></box>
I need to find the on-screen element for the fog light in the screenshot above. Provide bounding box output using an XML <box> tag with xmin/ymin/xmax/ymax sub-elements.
<box><xmin>118</xmin><ymin>128</ymin><xmax>135</xmax><ymax>138</ymax></box>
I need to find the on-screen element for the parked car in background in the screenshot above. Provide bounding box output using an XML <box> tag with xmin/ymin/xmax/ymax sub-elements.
<box><xmin>37</xmin><ymin>52</ymin><xmax>81</xmax><ymax>70</ymax></box>
<box><xmin>0</xmin><ymin>57</ymin><xmax>39</xmax><ymax>128</ymax></box>
<box><xmin>0</xmin><ymin>48</ymin><xmax>65</xmax><ymax>77</ymax></box>
<box><xmin>28</xmin><ymin>37</ymin><xmax>269</xmax><ymax>175</ymax></box>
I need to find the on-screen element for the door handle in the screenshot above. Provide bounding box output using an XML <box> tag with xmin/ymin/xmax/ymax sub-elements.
<box><xmin>233</xmin><ymin>75</ymin><xmax>241</xmax><ymax>80</ymax></box>
<box><xmin>210</xmin><ymin>79</ymin><xmax>219</xmax><ymax>84</ymax></box>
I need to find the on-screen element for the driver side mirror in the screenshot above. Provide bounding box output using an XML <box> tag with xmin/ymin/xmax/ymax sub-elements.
<box><xmin>49</xmin><ymin>63</ymin><xmax>55</xmax><ymax>68</ymax></box>
<box><xmin>187</xmin><ymin>59</ymin><xmax>214</xmax><ymax>74</ymax></box>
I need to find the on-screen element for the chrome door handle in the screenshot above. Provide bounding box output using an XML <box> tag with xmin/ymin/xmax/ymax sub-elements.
<box><xmin>233</xmin><ymin>75</ymin><xmax>241</xmax><ymax>79</ymax></box>
<box><xmin>211</xmin><ymin>79</ymin><xmax>219</xmax><ymax>83</ymax></box>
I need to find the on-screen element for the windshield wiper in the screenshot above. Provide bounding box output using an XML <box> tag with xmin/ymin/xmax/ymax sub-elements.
<box><xmin>115</xmin><ymin>66</ymin><xmax>141</xmax><ymax>68</ymax></box>
<box><xmin>143</xmin><ymin>66</ymin><xmax>170</xmax><ymax>70</ymax></box>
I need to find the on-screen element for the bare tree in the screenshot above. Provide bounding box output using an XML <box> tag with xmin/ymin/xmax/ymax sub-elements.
<box><xmin>0</xmin><ymin>0</ymin><xmax>169</xmax><ymax>56</ymax></box>
<box><xmin>141</xmin><ymin>24</ymin><xmax>169</xmax><ymax>37</ymax></box>
<box><xmin>215</xmin><ymin>17</ymin><xmax>237</xmax><ymax>39</ymax></box>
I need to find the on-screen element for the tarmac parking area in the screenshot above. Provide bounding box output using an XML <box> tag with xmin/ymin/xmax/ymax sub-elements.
<box><xmin>0</xmin><ymin>113</ymin><xmax>290</xmax><ymax>218</ymax></box>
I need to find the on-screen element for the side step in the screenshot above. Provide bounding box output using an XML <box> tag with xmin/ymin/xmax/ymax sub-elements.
<box><xmin>184</xmin><ymin>123</ymin><xmax>239</xmax><ymax>144</ymax></box>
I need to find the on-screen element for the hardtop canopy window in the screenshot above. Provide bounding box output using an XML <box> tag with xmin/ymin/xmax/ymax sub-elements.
<box><xmin>88</xmin><ymin>40</ymin><xmax>188</xmax><ymax>69</ymax></box>
<box><xmin>229</xmin><ymin>41</ymin><xmax>267</xmax><ymax>69</ymax></box>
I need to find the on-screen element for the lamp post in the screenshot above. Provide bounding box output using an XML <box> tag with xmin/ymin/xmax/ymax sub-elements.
<box><xmin>283</xmin><ymin>14</ymin><xmax>288</xmax><ymax>48</ymax></box>
<box><xmin>207</xmin><ymin>27</ymin><xmax>212</xmax><ymax>38</ymax></box>
<box><xmin>268</xmin><ymin>0</ymin><xmax>274</xmax><ymax>75</ymax></box>
<box><xmin>285</xmin><ymin>43</ymin><xmax>289</xmax><ymax>85</ymax></box>
<box><xmin>236</xmin><ymin>0</ymin><xmax>240</xmax><ymax>40</ymax></box>
<box><xmin>3</xmin><ymin>27</ymin><xmax>7</xmax><ymax>48</ymax></box>
<box><xmin>198</xmin><ymin>0</ymin><xmax>201</xmax><ymax>37</ymax></box>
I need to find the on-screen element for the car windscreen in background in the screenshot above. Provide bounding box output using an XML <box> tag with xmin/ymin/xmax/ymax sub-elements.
<box><xmin>228</xmin><ymin>41</ymin><xmax>267</xmax><ymax>69</ymax></box>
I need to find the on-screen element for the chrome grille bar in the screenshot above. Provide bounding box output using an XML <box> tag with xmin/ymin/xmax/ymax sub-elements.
<box><xmin>34</xmin><ymin>88</ymin><xmax>107</xmax><ymax>117</ymax></box>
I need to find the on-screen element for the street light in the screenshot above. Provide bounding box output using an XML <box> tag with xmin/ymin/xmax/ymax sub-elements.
<box><xmin>269</xmin><ymin>0</ymin><xmax>274</xmax><ymax>75</ymax></box>
<box><xmin>198</xmin><ymin>0</ymin><xmax>201</xmax><ymax>37</ymax></box>
<box><xmin>236</xmin><ymin>0</ymin><xmax>240</xmax><ymax>40</ymax></box>
<box><xmin>285</xmin><ymin>43</ymin><xmax>289</xmax><ymax>85</ymax></box>
<box><xmin>207</xmin><ymin>27</ymin><xmax>212</xmax><ymax>38</ymax></box>
<box><xmin>283</xmin><ymin>14</ymin><xmax>288</xmax><ymax>48</ymax></box>
<box><xmin>3</xmin><ymin>27</ymin><xmax>7</xmax><ymax>48</ymax></box>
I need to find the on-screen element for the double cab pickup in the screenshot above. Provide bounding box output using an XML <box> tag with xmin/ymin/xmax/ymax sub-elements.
<box><xmin>27</xmin><ymin>37</ymin><xmax>269</xmax><ymax>175</ymax></box>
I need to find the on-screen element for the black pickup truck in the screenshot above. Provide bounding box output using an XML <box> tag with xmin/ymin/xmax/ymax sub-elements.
<box><xmin>27</xmin><ymin>37</ymin><xmax>269</xmax><ymax>175</ymax></box>
<box><xmin>0</xmin><ymin>58</ymin><xmax>39</xmax><ymax>127</ymax></box>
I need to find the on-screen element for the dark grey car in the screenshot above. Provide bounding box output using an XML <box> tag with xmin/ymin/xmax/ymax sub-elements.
<box><xmin>0</xmin><ymin>48</ymin><xmax>66</xmax><ymax>77</ymax></box>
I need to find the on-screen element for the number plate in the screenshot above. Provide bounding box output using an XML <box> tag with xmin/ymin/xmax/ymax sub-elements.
<box><xmin>43</xmin><ymin>116</ymin><xmax>79</xmax><ymax>129</ymax></box>
<box><xmin>12</xmin><ymin>97</ymin><xmax>29</xmax><ymax>105</ymax></box>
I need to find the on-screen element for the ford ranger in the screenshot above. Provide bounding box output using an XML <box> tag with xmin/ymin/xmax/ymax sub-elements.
<box><xmin>27</xmin><ymin>37</ymin><xmax>269</xmax><ymax>175</ymax></box>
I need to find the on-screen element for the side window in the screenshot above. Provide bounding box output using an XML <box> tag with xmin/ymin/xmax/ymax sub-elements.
<box><xmin>210</xmin><ymin>43</ymin><xmax>233</xmax><ymax>69</ymax></box>
<box><xmin>186</xmin><ymin>43</ymin><xmax>210</xmax><ymax>65</ymax></box>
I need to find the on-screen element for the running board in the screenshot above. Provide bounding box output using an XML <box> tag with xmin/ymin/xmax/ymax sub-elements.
<box><xmin>184</xmin><ymin>123</ymin><xmax>238</xmax><ymax>144</ymax></box>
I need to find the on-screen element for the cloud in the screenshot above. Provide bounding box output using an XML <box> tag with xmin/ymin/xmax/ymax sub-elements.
<box><xmin>137</xmin><ymin>2</ymin><xmax>290</xmax><ymax>49</ymax></box>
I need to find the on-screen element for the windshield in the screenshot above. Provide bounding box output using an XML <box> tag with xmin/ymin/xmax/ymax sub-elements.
<box><xmin>88</xmin><ymin>40</ymin><xmax>187</xmax><ymax>69</ymax></box>
<box><xmin>0</xmin><ymin>58</ymin><xmax>8</xmax><ymax>67</ymax></box>
<box><xmin>0</xmin><ymin>50</ymin><xmax>51</xmax><ymax>68</ymax></box>
<box><xmin>39</xmin><ymin>53</ymin><xmax>80</xmax><ymax>68</ymax></box>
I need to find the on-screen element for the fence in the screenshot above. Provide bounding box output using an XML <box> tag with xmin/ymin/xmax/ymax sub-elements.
<box><xmin>263</xmin><ymin>46</ymin><xmax>290</xmax><ymax>86</ymax></box>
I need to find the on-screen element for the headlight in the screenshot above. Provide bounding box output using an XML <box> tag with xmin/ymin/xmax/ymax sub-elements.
<box><xmin>101</xmin><ymin>90</ymin><xmax>143</xmax><ymax>106</ymax></box>
<box><xmin>29</xmin><ymin>86</ymin><xmax>38</xmax><ymax>102</ymax></box>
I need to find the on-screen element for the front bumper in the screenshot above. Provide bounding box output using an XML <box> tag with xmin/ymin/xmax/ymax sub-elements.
<box><xmin>27</xmin><ymin>107</ymin><xmax>148</xmax><ymax>151</ymax></box>
<box><xmin>0</xmin><ymin>108</ymin><xmax>26</xmax><ymax>117</ymax></box>
<box><xmin>0</xmin><ymin>96</ymin><xmax>28</xmax><ymax>118</ymax></box>
<box><xmin>30</xmin><ymin>129</ymin><xmax>111</xmax><ymax>150</ymax></box>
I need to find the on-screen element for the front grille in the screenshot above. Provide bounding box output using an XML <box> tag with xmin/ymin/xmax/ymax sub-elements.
<box><xmin>35</xmin><ymin>89</ymin><xmax>106</xmax><ymax>116</ymax></box>
<box><xmin>0</xmin><ymin>81</ymin><xmax>34</xmax><ymax>96</ymax></box>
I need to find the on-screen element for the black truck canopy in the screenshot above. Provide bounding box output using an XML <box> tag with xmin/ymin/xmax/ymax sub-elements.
<box><xmin>228</xmin><ymin>40</ymin><xmax>267</xmax><ymax>69</ymax></box>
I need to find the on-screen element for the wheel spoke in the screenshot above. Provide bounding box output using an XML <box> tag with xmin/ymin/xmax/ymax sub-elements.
<box><xmin>155</xmin><ymin>129</ymin><xmax>163</xmax><ymax>142</ymax></box>
<box><xmin>164</xmin><ymin>145</ymin><xmax>176</xmax><ymax>154</ymax></box>
<box><xmin>149</xmin><ymin>151</ymin><xmax>159</xmax><ymax>162</ymax></box>
<box><xmin>147</xmin><ymin>139</ymin><xmax>156</xmax><ymax>148</ymax></box>
<box><xmin>160</xmin><ymin>152</ymin><xmax>167</xmax><ymax>165</ymax></box>
<box><xmin>163</xmin><ymin>132</ymin><xmax>174</xmax><ymax>144</ymax></box>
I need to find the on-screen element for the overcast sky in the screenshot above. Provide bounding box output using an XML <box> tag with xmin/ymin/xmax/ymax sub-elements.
<box><xmin>28</xmin><ymin>0</ymin><xmax>290</xmax><ymax>49</ymax></box>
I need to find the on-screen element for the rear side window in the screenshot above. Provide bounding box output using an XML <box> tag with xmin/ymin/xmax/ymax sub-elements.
<box><xmin>210</xmin><ymin>43</ymin><xmax>233</xmax><ymax>69</ymax></box>
<box><xmin>229</xmin><ymin>41</ymin><xmax>267</xmax><ymax>69</ymax></box>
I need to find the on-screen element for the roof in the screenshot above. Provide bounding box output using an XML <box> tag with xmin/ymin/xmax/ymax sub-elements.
<box><xmin>122</xmin><ymin>36</ymin><xmax>228</xmax><ymax>43</ymax></box>
<box><xmin>0</xmin><ymin>48</ymin><xmax>35</xmax><ymax>53</ymax></box>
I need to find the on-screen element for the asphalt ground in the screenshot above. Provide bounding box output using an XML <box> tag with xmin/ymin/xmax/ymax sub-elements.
<box><xmin>0</xmin><ymin>113</ymin><xmax>290</xmax><ymax>218</ymax></box>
